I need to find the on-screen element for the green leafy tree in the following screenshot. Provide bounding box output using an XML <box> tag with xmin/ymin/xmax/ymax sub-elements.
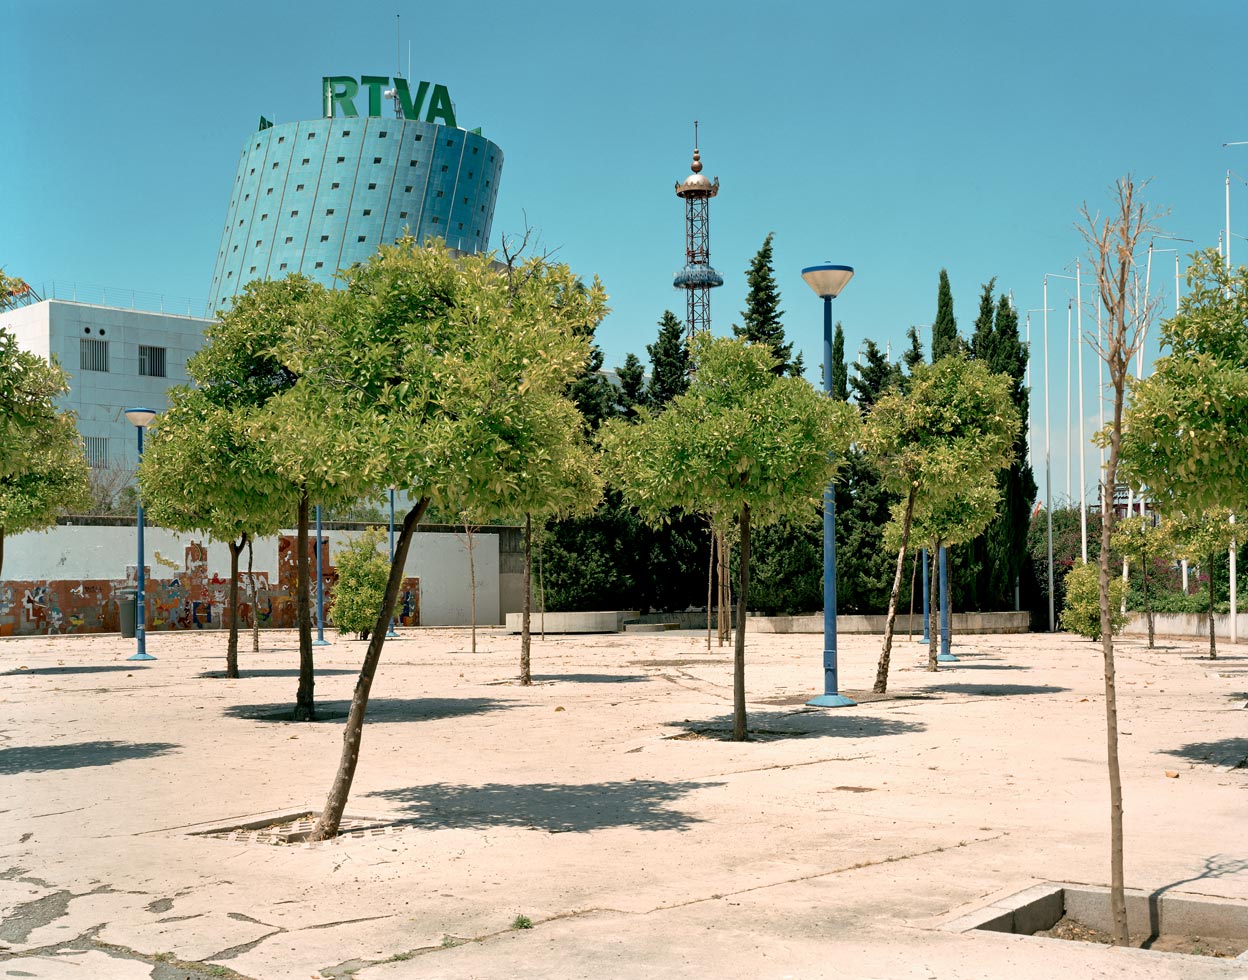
<box><xmin>1110</xmin><ymin>517</ymin><xmax>1162</xmax><ymax>648</ymax></box>
<box><xmin>862</xmin><ymin>356</ymin><xmax>1018</xmax><ymax>693</ymax></box>
<box><xmin>931</xmin><ymin>269</ymin><xmax>960</xmax><ymax>361</ymax></box>
<box><xmin>602</xmin><ymin>335</ymin><xmax>859</xmax><ymax>740</ymax></box>
<box><xmin>1164</xmin><ymin>510</ymin><xmax>1236</xmax><ymax>659</ymax></box>
<box><xmin>0</xmin><ymin>269</ymin><xmax>34</xmax><ymax>312</ymax></box>
<box><xmin>278</xmin><ymin>238</ymin><xmax>606</xmax><ymax>839</ymax></box>
<box><xmin>139</xmin><ymin>389</ymin><xmax>294</xmax><ymax>677</ymax></box>
<box><xmin>0</xmin><ymin>329</ymin><xmax>76</xmax><ymax>481</ymax></box>
<box><xmin>188</xmin><ymin>275</ymin><xmax>358</xmax><ymax>714</ymax></box>
<box><xmin>1062</xmin><ymin>561</ymin><xmax>1127</xmax><ymax>640</ymax></box>
<box><xmin>732</xmin><ymin>233</ymin><xmax>798</xmax><ymax>376</ymax></box>
<box><xmin>616</xmin><ymin>352</ymin><xmax>647</xmax><ymax>420</ymax></box>
<box><xmin>0</xmin><ymin>417</ymin><xmax>89</xmax><ymax>577</ymax></box>
<box><xmin>646</xmin><ymin>310</ymin><xmax>690</xmax><ymax>406</ymax></box>
<box><xmin>329</xmin><ymin>527</ymin><xmax>399</xmax><ymax>639</ymax></box>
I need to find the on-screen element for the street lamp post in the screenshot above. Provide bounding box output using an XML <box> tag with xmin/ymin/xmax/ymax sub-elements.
<box><xmin>124</xmin><ymin>408</ymin><xmax>157</xmax><ymax>661</ymax></box>
<box><xmin>386</xmin><ymin>488</ymin><xmax>399</xmax><ymax>638</ymax></box>
<box><xmin>314</xmin><ymin>504</ymin><xmax>329</xmax><ymax>646</ymax></box>
<box><xmin>801</xmin><ymin>263</ymin><xmax>855</xmax><ymax>708</ymax></box>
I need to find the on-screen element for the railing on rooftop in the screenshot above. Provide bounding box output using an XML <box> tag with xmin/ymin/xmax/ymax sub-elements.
<box><xmin>36</xmin><ymin>281</ymin><xmax>212</xmax><ymax>319</ymax></box>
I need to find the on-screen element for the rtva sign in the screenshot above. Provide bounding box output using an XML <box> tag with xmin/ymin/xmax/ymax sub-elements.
<box><xmin>322</xmin><ymin>76</ymin><xmax>456</xmax><ymax>128</ymax></box>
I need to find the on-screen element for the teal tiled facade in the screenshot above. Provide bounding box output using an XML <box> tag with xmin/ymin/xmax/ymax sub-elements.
<box><xmin>208</xmin><ymin>116</ymin><xmax>503</xmax><ymax>309</ymax></box>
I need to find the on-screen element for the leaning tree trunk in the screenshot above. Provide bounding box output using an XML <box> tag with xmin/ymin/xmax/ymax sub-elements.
<box><xmin>293</xmin><ymin>487</ymin><xmax>316</xmax><ymax>721</ymax></box>
<box><xmin>1208</xmin><ymin>552</ymin><xmax>1217</xmax><ymax>660</ymax></box>
<box><xmin>248</xmin><ymin>536</ymin><xmax>259</xmax><ymax>652</ymax></box>
<box><xmin>1098</xmin><ymin>408</ymin><xmax>1129</xmax><ymax>946</ymax></box>
<box><xmin>732</xmin><ymin>503</ymin><xmax>751</xmax><ymax>742</ymax></box>
<box><xmin>226</xmin><ymin>536</ymin><xmax>244</xmax><ymax>678</ymax></box>
<box><xmin>928</xmin><ymin>544</ymin><xmax>940</xmax><ymax>672</ymax></box>
<box><xmin>875</xmin><ymin>488</ymin><xmax>916</xmax><ymax>693</ymax></box>
<box><xmin>309</xmin><ymin>498</ymin><xmax>429</xmax><ymax>841</ymax></box>
<box><xmin>520</xmin><ymin>512</ymin><xmax>532</xmax><ymax>685</ymax></box>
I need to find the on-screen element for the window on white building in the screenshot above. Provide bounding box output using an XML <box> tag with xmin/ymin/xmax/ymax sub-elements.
<box><xmin>80</xmin><ymin>339</ymin><xmax>109</xmax><ymax>372</ymax></box>
<box><xmin>139</xmin><ymin>345</ymin><xmax>167</xmax><ymax>378</ymax></box>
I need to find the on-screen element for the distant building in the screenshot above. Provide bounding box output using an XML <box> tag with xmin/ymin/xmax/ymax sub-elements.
<box><xmin>208</xmin><ymin>114</ymin><xmax>504</xmax><ymax>308</ymax></box>
<box><xmin>0</xmin><ymin>299</ymin><xmax>211</xmax><ymax>470</ymax></box>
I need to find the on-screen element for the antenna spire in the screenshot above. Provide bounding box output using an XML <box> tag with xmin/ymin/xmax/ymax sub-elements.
<box><xmin>396</xmin><ymin>14</ymin><xmax>401</xmax><ymax>76</ymax></box>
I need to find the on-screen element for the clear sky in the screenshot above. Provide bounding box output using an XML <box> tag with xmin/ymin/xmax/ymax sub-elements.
<box><xmin>6</xmin><ymin>0</ymin><xmax>1246</xmax><ymax>507</ymax></box>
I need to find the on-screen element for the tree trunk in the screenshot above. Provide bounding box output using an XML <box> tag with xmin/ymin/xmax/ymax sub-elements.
<box><xmin>1208</xmin><ymin>553</ymin><xmax>1217</xmax><ymax>660</ymax></box>
<box><xmin>248</xmin><ymin>535</ymin><xmax>259</xmax><ymax>652</ymax></box>
<box><xmin>226</xmin><ymin>537</ymin><xmax>243</xmax><ymax>679</ymax></box>
<box><xmin>309</xmin><ymin>498</ymin><xmax>428</xmax><ymax>841</ymax></box>
<box><xmin>293</xmin><ymin>487</ymin><xmax>316</xmax><ymax>721</ymax></box>
<box><xmin>928</xmin><ymin>544</ymin><xmax>940</xmax><ymax>671</ymax></box>
<box><xmin>1142</xmin><ymin>547</ymin><xmax>1154</xmax><ymax>649</ymax></box>
<box><xmin>732</xmin><ymin>504</ymin><xmax>751</xmax><ymax>742</ymax></box>
<box><xmin>719</xmin><ymin>533</ymin><xmax>731</xmax><ymax>647</ymax></box>
<box><xmin>875</xmin><ymin>488</ymin><xmax>916</xmax><ymax>694</ymax></box>
<box><xmin>706</xmin><ymin>525</ymin><xmax>714</xmax><ymax>651</ymax></box>
<box><xmin>520</xmin><ymin>512</ymin><xmax>532</xmax><ymax>685</ymax></box>
<box><xmin>1098</xmin><ymin>411</ymin><xmax>1129</xmax><ymax>946</ymax></box>
<box><xmin>465</xmin><ymin>522</ymin><xmax>477</xmax><ymax>655</ymax></box>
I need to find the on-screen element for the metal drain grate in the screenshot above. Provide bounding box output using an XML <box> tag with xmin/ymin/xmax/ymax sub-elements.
<box><xmin>191</xmin><ymin>811</ymin><xmax>411</xmax><ymax>846</ymax></box>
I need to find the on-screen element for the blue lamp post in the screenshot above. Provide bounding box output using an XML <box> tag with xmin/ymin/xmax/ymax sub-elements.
<box><xmin>124</xmin><ymin>407</ymin><xmax>157</xmax><ymax>662</ymax></box>
<box><xmin>313</xmin><ymin>504</ymin><xmax>329</xmax><ymax>646</ymax></box>
<box><xmin>386</xmin><ymin>488</ymin><xmax>399</xmax><ymax>638</ymax></box>
<box><xmin>801</xmin><ymin>264</ymin><xmax>856</xmax><ymax>708</ymax></box>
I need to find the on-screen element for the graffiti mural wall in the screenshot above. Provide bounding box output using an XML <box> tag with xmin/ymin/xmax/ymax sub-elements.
<box><xmin>0</xmin><ymin>536</ymin><xmax>420</xmax><ymax>638</ymax></box>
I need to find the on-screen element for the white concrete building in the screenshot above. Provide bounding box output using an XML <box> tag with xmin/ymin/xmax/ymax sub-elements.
<box><xmin>0</xmin><ymin>299</ymin><xmax>211</xmax><ymax>470</ymax></box>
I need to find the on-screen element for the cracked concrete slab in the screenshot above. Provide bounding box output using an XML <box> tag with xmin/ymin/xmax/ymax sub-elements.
<box><xmin>0</xmin><ymin>948</ymin><xmax>154</xmax><ymax>979</ymax></box>
<box><xmin>2</xmin><ymin>628</ymin><xmax>1246</xmax><ymax>979</ymax></box>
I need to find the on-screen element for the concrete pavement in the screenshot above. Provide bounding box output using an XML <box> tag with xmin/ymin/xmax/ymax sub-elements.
<box><xmin>1</xmin><ymin>625</ymin><xmax>1244</xmax><ymax>978</ymax></box>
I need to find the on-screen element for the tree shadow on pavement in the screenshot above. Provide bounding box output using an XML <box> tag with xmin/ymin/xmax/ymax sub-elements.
<box><xmin>222</xmin><ymin>697</ymin><xmax>517</xmax><ymax>724</ymax></box>
<box><xmin>1163</xmin><ymin>737</ymin><xmax>1248</xmax><ymax>768</ymax></box>
<box><xmin>196</xmin><ymin>668</ymin><xmax>359</xmax><ymax>679</ymax></box>
<box><xmin>530</xmin><ymin>673</ymin><xmax>649</xmax><ymax>684</ymax></box>
<box><xmin>1</xmin><ymin>665</ymin><xmax>149</xmax><ymax>676</ymax></box>
<box><xmin>0</xmin><ymin>740</ymin><xmax>179</xmax><ymax>775</ymax></box>
<box><xmin>943</xmin><ymin>664</ymin><xmax>1033</xmax><ymax>671</ymax></box>
<box><xmin>369</xmin><ymin>778</ymin><xmax>720</xmax><ymax>832</ymax></box>
<box><xmin>665</xmin><ymin>710</ymin><xmax>926</xmax><ymax>741</ymax></box>
<box><xmin>919</xmin><ymin>683</ymin><xmax>1070</xmax><ymax>697</ymax></box>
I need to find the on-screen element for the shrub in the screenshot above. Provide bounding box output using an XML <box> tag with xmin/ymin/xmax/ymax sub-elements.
<box><xmin>329</xmin><ymin>527</ymin><xmax>398</xmax><ymax>638</ymax></box>
<box><xmin>1060</xmin><ymin>561</ymin><xmax>1127</xmax><ymax>640</ymax></box>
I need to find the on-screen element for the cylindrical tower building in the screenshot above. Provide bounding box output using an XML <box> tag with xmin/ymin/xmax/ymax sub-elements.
<box><xmin>673</xmin><ymin>143</ymin><xmax>722</xmax><ymax>340</ymax></box>
<box><xmin>208</xmin><ymin>115</ymin><xmax>503</xmax><ymax>310</ymax></box>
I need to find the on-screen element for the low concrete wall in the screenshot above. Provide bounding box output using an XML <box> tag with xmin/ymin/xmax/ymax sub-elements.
<box><xmin>1123</xmin><ymin>610</ymin><xmax>1248</xmax><ymax>641</ymax></box>
<box><xmin>752</xmin><ymin>611</ymin><xmax>1030</xmax><ymax>634</ymax></box>
<box><xmin>504</xmin><ymin>610</ymin><xmax>638</xmax><ymax>634</ymax></box>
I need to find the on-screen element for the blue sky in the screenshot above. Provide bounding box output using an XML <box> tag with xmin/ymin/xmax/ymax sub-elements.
<box><xmin>6</xmin><ymin>0</ymin><xmax>1246</xmax><ymax>506</ymax></box>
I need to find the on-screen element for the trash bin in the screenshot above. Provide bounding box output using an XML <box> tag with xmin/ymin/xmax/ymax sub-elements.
<box><xmin>117</xmin><ymin>590</ymin><xmax>137</xmax><ymax>638</ymax></box>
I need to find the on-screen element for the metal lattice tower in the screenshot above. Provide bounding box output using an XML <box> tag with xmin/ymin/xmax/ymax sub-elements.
<box><xmin>674</xmin><ymin>129</ymin><xmax>722</xmax><ymax>341</ymax></box>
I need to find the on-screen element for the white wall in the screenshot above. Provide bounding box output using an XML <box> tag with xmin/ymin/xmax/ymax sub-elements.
<box><xmin>3</xmin><ymin>524</ymin><xmax>501</xmax><ymax>627</ymax></box>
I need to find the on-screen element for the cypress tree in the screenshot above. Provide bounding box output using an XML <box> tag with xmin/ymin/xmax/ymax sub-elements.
<box><xmin>616</xmin><ymin>352</ymin><xmax>647</xmax><ymax>420</ymax></box>
<box><xmin>646</xmin><ymin>311</ymin><xmax>690</xmax><ymax>407</ymax></box>
<box><xmin>831</xmin><ymin>321</ymin><xmax>848</xmax><ymax>400</ymax></box>
<box><xmin>931</xmin><ymin>269</ymin><xmax>959</xmax><ymax>361</ymax></box>
<box><xmin>970</xmin><ymin>278</ymin><xmax>997</xmax><ymax>362</ymax></box>
<box><xmin>733</xmin><ymin>232</ymin><xmax>796</xmax><ymax>375</ymax></box>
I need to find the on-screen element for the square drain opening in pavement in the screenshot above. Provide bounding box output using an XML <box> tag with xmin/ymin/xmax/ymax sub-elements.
<box><xmin>943</xmin><ymin>883</ymin><xmax>1248</xmax><ymax>960</ymax></box>
<box><xmin>187</xmin><ymin>811</ymin><xmax>410</xmax><ymax>846</ymax></box>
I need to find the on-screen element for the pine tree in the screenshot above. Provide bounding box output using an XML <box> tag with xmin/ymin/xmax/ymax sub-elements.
<box><xmin>733</xmin><ymin>233</ymin><xmax>796</xmax><ymax>375</ymax></box>
<box><xmin>931</xmin><ymin>269</ymin><xmax>959</xmax><ymax>361</ymax></box>
<box><xmin>616</xmin><ymin>352</ymin><xmax>647</xmax><ymax>420</ymax></box>
<box><xmin>646</xmin><ymin>311</ymin><xmax>690</xmax><ymax>407</ymax></box>
<box><xmin>831</xmin><ymin>322</ymin><xmax>848</xmax><ymax>400</ymax></box>
<box><xmin>903</xmin><ymin>325</ymin><xmax>925</xmax><ymax>373</ymax></box>
<box><xmin>849</xmin><ymin>340</ymin><xmax>902</xmax><ymax>409</ymax></box>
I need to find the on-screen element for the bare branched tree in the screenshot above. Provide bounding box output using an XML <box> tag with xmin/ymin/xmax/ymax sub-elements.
<box><xmin>1078</xmin><ymin>174</ymin><xmax>1165</xmax><ymax>946</ymax></box>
